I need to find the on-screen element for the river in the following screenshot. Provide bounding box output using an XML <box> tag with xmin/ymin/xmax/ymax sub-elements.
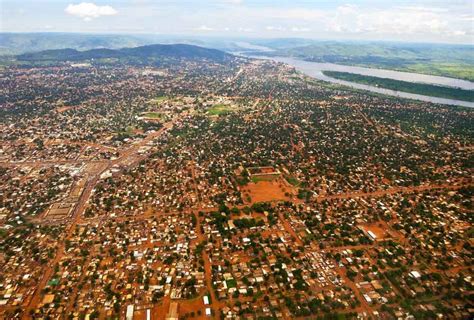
<box><xmin>256</xmin><ymin>56</ymin><xmax>474</xmax><ymax>108</ymax></box>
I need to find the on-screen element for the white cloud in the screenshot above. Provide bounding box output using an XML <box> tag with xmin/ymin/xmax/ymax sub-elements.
<box><xmin>65</xmin><ymin>2</ymin><xmax>118</xmax><ymax>21</ymax></box>
<box><xmin>238</xmin><ymin>27</ymin><xmax>253</xmax><ymax>32</ymax></box>
<box><xmin>394</xmin><ymin>6</ymin><xmax>448</xmax><ymax>13</ymax></box>
<box><xmin>196</xmin><ymin>25</ymin><xmax>214</xmax><ymax>31</ymax></box>
<box><xmin>460</xmin><ymin>14</ymin><xmax>474</xmax><ymax>21</ymax></box>
<box><xmin>452</xmin><ymin>30</ymin><xmax>466</xmax><ymax>36</ymax></box>
<box><xmin>222</xmin><ymin>0</ymin><xmax>243</xmax><ymax>4</ymax></box>
<box><xmin>35</xmin><ymin>1</ymin><xmax>467</xmax><ymax>43</ymax></box>
<box><xmin>226</xmin><ymin>4</ymin><xmax>471</xmax><ymax>42</ymax></box>
<box><xmin>266</xmin><ymin>25</ymin><xmax>286</xmax><ymax>31</ymax></box>
<box><xmin>291</xmin><ymin>27</ymin><xmax>311</xmax><ymax>32</ymax></box>
<box><xmin>266</xmin><ymin>8</ymin><xmax>325</xmax><ymax>21</ymax></box>
<box><xmin>323</xmin><ymin>4</ymin><xmax>465</xmax><ymax>38</ymax></box>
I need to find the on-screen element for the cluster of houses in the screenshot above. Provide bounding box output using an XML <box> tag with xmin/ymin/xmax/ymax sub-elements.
<box><xmin>0</xmin><ymin>165</ymin><xmax>77</xmax><ymax>225</ymax></box>
<box><xmin>1</xmin><ymin>44</ymin><xmax>473</xmax><ymax>319</ymax></box>
<box><xmin>25</xmin><ymin>212</ymin><xmax>210</xmax><ymax>318</ymax></box>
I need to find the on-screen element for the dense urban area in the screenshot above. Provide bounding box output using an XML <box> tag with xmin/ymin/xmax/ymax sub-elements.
<box><xmin>0</xmin><ymin>47</ymin><xmax>473</xmax><ymax>320</ymax></box>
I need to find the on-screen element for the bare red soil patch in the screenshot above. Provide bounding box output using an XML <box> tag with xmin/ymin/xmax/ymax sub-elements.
<box><xmin>359</xmin><ymin>223</ymin><xmax>389</xmax><ymax>239</ymax></box>
<box><xmin>56</xmin><ymin>106</ymin><xmax>75</xmax><ymax>113</ymax></box>
<box><xmin>241</xmin><ymin>180</ymin><xmax>292</xmax><ymax>203</ymax></box>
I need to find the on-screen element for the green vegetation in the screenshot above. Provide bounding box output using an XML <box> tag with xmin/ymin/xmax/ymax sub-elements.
<box><xmin>250</xmin><ymin>202</ymin><xmax>273</xmax><ymax>213</ymax></box>
<box><xmin>141</xmin><ymin>112</ymin><xmax>163</xmax><ymax>119</ymax></box>
<box><xmin>14</xmin><ymin>44</ymin><xmax>232</xmax><ymax>65</ymax></box>
<box><xmin>149</xmin><ymin>96</ymin><xmax>167</xmax><ymax>104</ymax></box>
<box><xmin>403</xmin><ymin>62</ymin><xmax>474</xmax><ymax>83</ymax></box>
<box><xmin>233</xmin><ymin>217</ymin><xmax>265</xmax><ymax>229</ymax></box>
<box><xmin>323</xmin><ymin>71</ymin><xmax>474</xmax><ymax>102</ymax></box>
<box><xmin>226</xmin><ymin>279</ymin><xmax>237</xmax><ymax>288</ymax></box>
<box><xmin>0</xmin><ymin>33</ymin><xmax>153</xmax><ymax>55</ymax></box>
<box><xmin>125</xmin><ymin>125</ymin><xmax>137</xmax><ymax>134</ymax></box>
<box><xmin>251</xmin><ymin>176</ymin><xmax>266</xmax><ymax>183</ymax></box>
<box><xmin>47</xmin><ymin>278</ymin><xmax>60</xmax><ymax>286</ymax></box>
<box><xmin>207</xmin><ymin>104</ymin><xmax>233</xmax><ymax>116</ymax></box>
<box><xmin>285</xmin><ymin>175</ymin><xmax>300</xmax><ymax>186</ymax></box>
<box><xmin>297</xmin><ymin>188</ymin><xmax>312</xmax><ymax>201</ymax></box>
<box><xmin>272</xmin><ymin>42</ymin><xmax>474</xmax><ymax>81</ymax></box>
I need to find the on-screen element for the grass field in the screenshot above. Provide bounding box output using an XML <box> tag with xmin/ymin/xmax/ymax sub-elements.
<box><xmin>323</xmin><ymin>71</ymin><xmax>474</xmax><ymax>102</ymax></box>
<box><xmin>285</xmin><ymin>175</ymin><xmax>300</xmax><ymax>186</ymax></box>
<box><xmin>141</xmin><ymin>112</ymin><xmax>162</xmax><ymax>119</ymax></box>
<box><xmin>207</xmin><ymin>104</ymin><xmax>233</xmax><ymax>115</ymax></box>
<box><xmin>149</xmin><ymin>96</ymin><xmax>167</xmax><ymax>104</ymax></box>
<box><xmin>398</xmin><ymin>63</ymin><xmax>474</xmax><ymax>82</ymax></box>
<box><xmin>251</xmin><ymin>176</ymin><xmax>266</xmax><ymax>183</ymax></box>
<box><xmin>125</xmin><ymin>125</ymin><xmax>137</xmax><ymax>134</ymax></box>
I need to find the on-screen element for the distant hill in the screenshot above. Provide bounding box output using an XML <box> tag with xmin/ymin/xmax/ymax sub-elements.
<box><xmin>121</xmin><ymin>44</ymin><xmax>232</xmax><ymax>61</ymax></box>
<box><xmin>265</xmin><ymin>41</ymin><xmax>474</xmax><ymax>81</ymax></box>
<box><xmin>0</xmin><ymin>32</ymin><xmax>267</xmax><ymax>56</ymax></box>
<box><xmin>251</xmin><ymin>38</ymin><xmax>319</xmax><ymax>50</ymax></box>
<box><xmin>16</xmin><ymin>44</ymin><xmax>234</xmax><ymax>63</ymax></box>
<box><xmin>0</xmin><ymin>33</ymin><xmax>153</xmax><ymax>55</ymax></box>
<box><xmin>273</xmin><ymin>42</ymin><xmax>474</xmax><ymax>64</ymax></box>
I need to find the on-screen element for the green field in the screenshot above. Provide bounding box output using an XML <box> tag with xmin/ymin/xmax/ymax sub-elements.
<box><xmin>323</xmin><ymin>71</ymin><xmax>474</xmax><ymax>102</ymax></box>
<box><xmin>141</xmin><ymin>112</ymin><xmax>162</xmax><ymax>119</ymax></box>
<box><xmin>400</xmin><ymin>62</ymin><xmax>474</xmax><ymax>82</ymax></box>
<box><xmin>251</xmin><ymin>176</ymin><xmax>266</xmax><ymax>183</ymax></box>
<box><xmin>125</xmin><ymin>125</ymin><xmax>137</xmax><ymax>134</ymax></box>
<box><xmin>207</xmin><ymin>104</ymin><xmax>233</xmax><ymax>116</ymax></box>
<box><xmin>149</xmin><ymin>96</ymin><xmax>167</xmax><ymax>104</ymax></box>
<box><xmin>285</xmin><ymin>175</ymin><xmax>300</xmax><ymax>186</ymax></box>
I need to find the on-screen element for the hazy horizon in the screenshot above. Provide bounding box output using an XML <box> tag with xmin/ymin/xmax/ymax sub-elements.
<box><xmin>1</xmin><ymin>1</ymin><xmax>473</xmax><ymax>45</ymax></box>
<box><xmin>2</xmin><ymin>31</ymin><xmax>474</xmax><ymax>47</ymax></box>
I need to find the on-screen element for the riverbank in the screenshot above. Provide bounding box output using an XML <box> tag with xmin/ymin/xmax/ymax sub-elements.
<box><xmin>259</xmin><ymin>56</ymin><xmax>474</xmax><ymax>108</ymax></box>
<box><xmin>323</xmin><ymin>71</ymin><xmax>474</xmax><ymax>103</ymax></box>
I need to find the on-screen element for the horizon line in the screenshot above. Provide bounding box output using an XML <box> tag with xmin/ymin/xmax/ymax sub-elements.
<box><xmin>1</xmin><ymin>31</ymin><xmax>473</xmax><ymax>46</ymax></box>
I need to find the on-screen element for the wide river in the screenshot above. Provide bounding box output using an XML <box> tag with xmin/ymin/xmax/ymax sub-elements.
<box><xmin>257</xmin><ymin>56</ymin><xmax>474</xmax><ymax>108</ymax></box>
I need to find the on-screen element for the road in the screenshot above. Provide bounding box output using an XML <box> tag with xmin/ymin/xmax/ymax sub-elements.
<box><xmin>19</xmin><ymin>117</ymin><xmax>179</xmax><ymax>319</ymax></box>
<box><xmin>9</xmin><ymin>99</ymin><xmax>472</xmax><ymax>318</ymax></box>
<box><xmin>314</xmin><ymin>178</ymin><xmax>471</xmax><ymax>203</ymax></box>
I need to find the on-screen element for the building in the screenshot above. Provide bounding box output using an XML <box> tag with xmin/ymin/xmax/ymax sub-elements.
<box><xmin>126</xmin><ymin>305</ymin><xmax>134</xmax><ymax>320</ymax></box>
<box><xmin>166</xmin><ymin>302</ymin><xmax>179</xmax><ymax>320</ymax></box>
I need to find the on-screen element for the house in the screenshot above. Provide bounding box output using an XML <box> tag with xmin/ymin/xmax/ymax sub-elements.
<box><xmin>166</xmin><ymin>302</ymin><xmax>179</xmax><ymax>320</ymax></box>
<box><xmin>126</xmin><ymin>305</ymin><xmax>134</xmax><ymax>320</ymax></box>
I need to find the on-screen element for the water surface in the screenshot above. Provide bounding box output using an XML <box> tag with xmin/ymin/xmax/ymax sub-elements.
<box><xmin>259</xmin><ymin>56</ymin><xmax>474</xmax><ymax>108</ymax></box>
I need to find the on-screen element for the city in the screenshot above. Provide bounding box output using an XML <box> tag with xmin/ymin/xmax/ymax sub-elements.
<box><xmin>1</xmin><ymin>51</ymin><xmax>472</xmax><ymax>319</ymax></box>
<box><xmin>1</xmin><ymin>0</ymin><xmax>473</xmax><ymax>319</ymax></box>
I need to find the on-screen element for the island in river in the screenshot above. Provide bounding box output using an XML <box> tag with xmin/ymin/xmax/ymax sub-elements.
<box><xmin>323</xmin><ymin>71</ymin><xmax>474</xmax><ymax>103</ymax></box>
<box><xmin>257</xmin><ymin>56</ymin><xmax>474</xmax><ymax>108</ymax></box>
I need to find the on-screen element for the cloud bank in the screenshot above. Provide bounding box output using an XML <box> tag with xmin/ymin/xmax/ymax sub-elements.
<box><xmin>65</xmin><ymin>2</ymin><xmax>118</xmax><ymax>21</ymax></box>
<box><xmin>1</xmin><ymin>0</ymin><xmax>472</xmax><ymax>44</ymax></box>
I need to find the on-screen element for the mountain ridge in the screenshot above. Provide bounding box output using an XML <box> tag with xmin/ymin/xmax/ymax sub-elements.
<box><xmin>16</xmin><ymin>43</ymin><xmax>234</xmax><ymax>63</ymax></box>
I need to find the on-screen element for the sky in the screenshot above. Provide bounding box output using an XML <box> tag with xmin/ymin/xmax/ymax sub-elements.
<box><xmin>1</xmin><ymin>0</ymin><xmax>473</xmax><ymax>44</ymax></box>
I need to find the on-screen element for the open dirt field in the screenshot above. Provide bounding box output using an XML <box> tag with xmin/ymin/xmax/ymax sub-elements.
<box><xmin>241</xmin><ymin>179</ymin><xmax>292</xmax><ymax>203</ymax></box>
<box><xmin>56</xmin><ymin>106</ymin><xmax>75</xmax><ymax>113</ymax></box>
<box><xmin>359</xmin><ymin>223</ymin><xmax>389</xmax><ymax>239</ymax></box>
